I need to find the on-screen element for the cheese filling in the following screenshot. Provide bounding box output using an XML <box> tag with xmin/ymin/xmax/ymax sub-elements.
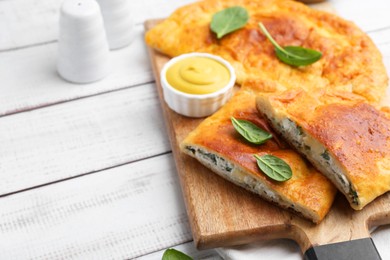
<box><xmin>268</xmin><ymin>115</ymin><xmax>359</xmax><ymax>206</ymax></box>
<box><xmin>184</xmin><ymin>145</ymin><xmax>319</xmax><ymax>222</ymax></box>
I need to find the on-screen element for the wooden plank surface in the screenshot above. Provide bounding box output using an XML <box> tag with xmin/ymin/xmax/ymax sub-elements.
<box><xmin>145</xmin><ymin>18</ymin><xmax>390</xmax><ymax>252</ymax></box>
<box><xmin>330</xmin><ymin>0</ymin><xmax>390</xmax><ymax>32</ymax></box>
<box><xmin>0</xmin><ymin>25</ymin><xmax>152</xmax><ymax>117</ymax></box>
<box><xmin>0</xmin><ymin>84</ymin><xmax>170</xmax><ymax>195</ymax></box>
<box><xmin>0</xmin><ymin>154</ymin><xmax>192</xmax><ymax>259</ymax></box>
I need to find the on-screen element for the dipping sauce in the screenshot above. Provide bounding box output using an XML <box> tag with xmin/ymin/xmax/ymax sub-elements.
<box><xmin>165</xmin><ymin>56</ymin><xmax>230</xmax><ymax>95</ymax></box>
<box><xmin>160</xmin><ymin>52</ymin><xmax>236</xmax><ymax>117</ymax></box>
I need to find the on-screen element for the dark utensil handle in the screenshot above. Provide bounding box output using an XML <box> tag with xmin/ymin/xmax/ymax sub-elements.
<box><xmin>304</xmin><ymin>238</ymin><xmax>381</xmax><ymax>260</ymax></box>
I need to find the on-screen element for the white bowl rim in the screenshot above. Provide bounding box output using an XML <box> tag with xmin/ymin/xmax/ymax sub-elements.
<box><xmin>160</xmin><ymin>52</ymin><xmax>236</xmax><ymax>100</ymax></box>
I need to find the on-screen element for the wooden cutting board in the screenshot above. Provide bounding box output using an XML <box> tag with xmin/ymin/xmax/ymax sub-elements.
<box><xmin>144</xmin><ymin>19</ymin><xmax>390</xmax><ymax>258</ymax></box>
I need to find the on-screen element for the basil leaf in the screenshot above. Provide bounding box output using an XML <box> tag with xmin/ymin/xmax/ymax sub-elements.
<box><xmin>253</xmin><ymin>154</ymin><xmax>292</xmax><ymax>182</ymax></box>
<box><xmin>162</xmin><ymin>249</ymin><xmax>193</xmax><ymax>260</ymax></box>
<box><xmin>275</xmin><ymin>46</ymin><xmax>322</xmax><ymax>66</ymax></box>
<box><xmin>259</xmin><ymin>22</ymin><xmax>322</xmax><ymax>67</ymax></box>
<box><xmin>231</xmin><ymin>117</ymin><xmax>272</xmax><ymax>144</ymax></box>
<box><xmin>211</xmin><ymin>6</ymin><xmax>249</xmax><ymax>39</ymax></box>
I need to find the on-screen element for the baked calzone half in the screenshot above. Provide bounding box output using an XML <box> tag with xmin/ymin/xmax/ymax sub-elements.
<box><xmin>145</xmin><ymin>0</ymin><xmax>388</xmax><ymax>103</ymax></box>
<box><xmin>256</xmin><ymin>89</ymin><xmax>390</xmax><ymax>210</ymax></box>
<box><xmin>181</xmin><ymin>87</ymin><xmax>337</xmax><ymax>223</ymax></box>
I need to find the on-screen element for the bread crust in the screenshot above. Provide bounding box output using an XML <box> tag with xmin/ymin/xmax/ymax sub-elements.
<box><xmin>181</xmin><ymin>88</ymin><xmax>337</xmax><ymax>222</ymax></box>
<box><xmin>256</xmin><ymin>89</ymin><xmax>390</xmax><ymax>209</ymax></box>
<box><xmin>145</xmin><ymin>0</ymin><xmax>388</xmax><ymax>103</ymax></box>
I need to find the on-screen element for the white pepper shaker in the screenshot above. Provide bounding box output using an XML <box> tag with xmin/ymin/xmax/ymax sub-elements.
<box><xmin>96</xmin><ymin>0</ymin><xmax>135</xmax><ymax>50</ymax></box>
<box><xmin>57</xmin><ymin>0</ymin><xmax>110</xmax><ymax>83</ymax></box>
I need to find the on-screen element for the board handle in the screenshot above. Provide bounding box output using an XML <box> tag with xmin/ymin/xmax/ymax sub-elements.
<box><xmin>303</xmin><ymin>238</ymin><xmax>381</xmax><ymax>260</ymax></box>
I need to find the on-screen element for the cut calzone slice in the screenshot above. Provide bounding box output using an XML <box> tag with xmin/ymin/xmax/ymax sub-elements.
<box><xmin>181</xmin><ymin>88</ymin><xmax>337</xmax><ymax>223</ymax></box>
<box><xmin>256</xmin><ymin>89</ymin><xmax>390</xmax><ymax>210</ymax></box>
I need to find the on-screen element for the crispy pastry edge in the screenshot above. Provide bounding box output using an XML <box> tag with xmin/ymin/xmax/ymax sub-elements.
<box><xmin>181</xmin><ymin>144</ymin><xmax>322</xmax><ymax>223</ymax></box>
<box><xmin>255</xmin><ymin>96</ymin><xmax>361</xmax><ymax>210</ymax></box>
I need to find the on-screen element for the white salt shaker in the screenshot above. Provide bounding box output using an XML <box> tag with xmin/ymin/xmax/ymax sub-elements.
<box><xmin>57</xmin><ymin>0</ymin><xmax>110</xmax><ymax>83</ymax></box>
<box><xmin>96</xmin><ymin>0</ymin><xmax>135</xmax><ymax>50</ymax></box>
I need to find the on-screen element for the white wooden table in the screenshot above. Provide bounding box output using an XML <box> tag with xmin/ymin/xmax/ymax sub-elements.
<box><xmin>0</xmin><ymin>0</ymin><xmax>389</xmax><ymax>259</ymax></box>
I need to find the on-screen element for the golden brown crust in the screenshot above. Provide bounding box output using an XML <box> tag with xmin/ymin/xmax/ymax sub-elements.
<box><xmin>182</xmin><ymin>88</ymin><xmax>337</xmax><ymax>221</ymax></box>
<box><xmin>145</xmin><ymin>0</ymin><xmax>388</xmax><ymax>103</ymax></box>
<box><xmin>258</xmin><ymin>89</ymin><xmax>390</xmax><ymax>209</ymax></box>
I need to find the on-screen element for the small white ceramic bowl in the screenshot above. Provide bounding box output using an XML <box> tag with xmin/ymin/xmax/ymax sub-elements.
<box><xmin>160</xmin><ymin>52</ymin><xmax>236</xmax><ymax>118</ymax></box>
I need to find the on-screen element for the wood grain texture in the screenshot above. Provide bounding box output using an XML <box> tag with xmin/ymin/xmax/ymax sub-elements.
<box><xmin>0</xmin><ymin>25</ymin><xmax>152</xmax><ymax>117</ymax></box>
<box><xmin>369</xmin><ymin>29</ymin><xmax>390</xmax><ymax>47</ymax></box>
<box><xmin>0</xmin><ymin>84</ymin><xmax>170</xmax><ymax>195</ymax></box>
<box><xmin>145</xmin><ymin>19</ymin><xmax>390</xmax><ymax>252</ymax></box>
<box><xmin>0</xmin><ymin>154</ymin><xmax>192</xmax><ymax>259</ymax></box>
<box><xmin>329</xmin><ymin>0</ymin><xmax>390</xmax><ymax>32</ymax></box>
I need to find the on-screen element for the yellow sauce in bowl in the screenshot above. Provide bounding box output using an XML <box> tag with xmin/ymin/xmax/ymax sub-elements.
<box><xmin>166</xmin><ymin>56</ymin><xmax>230</xmax><ymax>95</ymax></box>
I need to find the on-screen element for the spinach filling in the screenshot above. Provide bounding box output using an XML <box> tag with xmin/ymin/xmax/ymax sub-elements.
<box><xmin>321</xmin><ymin>150</ymin><xmax>330</xmax><ymax>161</ymax></box>
<box><xmin>186</xmin><ymin>146</ymin><xmax>233</xmax><ymax>173</ymax></box>
<box><xmin>187</xmin><ymin>147</ymin><xmax>196</xmax><ymax>155</ymax></box>
<box><xmin>349</xmin><ymin>187</ymin><xmax>359</xmax><ymax>205</ymax></box>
